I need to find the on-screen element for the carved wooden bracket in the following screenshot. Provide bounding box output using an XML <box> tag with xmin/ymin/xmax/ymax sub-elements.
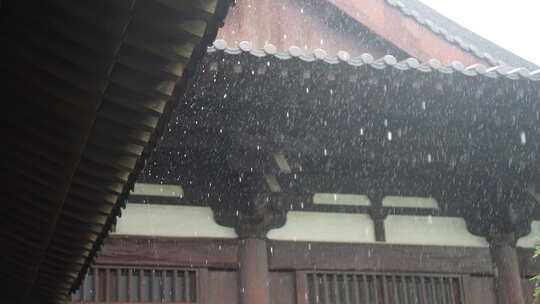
<box><xmin>210</xmin><ymin>192</ymin><xmax>312</xmax><ymax>239</ymax></box>
<box><xmin>235</xmin><ymin>199</ymin><xmax>287</xmax><ymax>239</ymax></box>
<box><xmin>434</xmin><ymin>173</ymin><xmax>538</xmax><ymax>242</ymax></box>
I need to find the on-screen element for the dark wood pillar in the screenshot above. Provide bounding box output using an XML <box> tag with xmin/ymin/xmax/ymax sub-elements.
<box><xmin>235</xmin><ymin>208</ymin><xmax>282</xmax><ymax>304</ymax></box>
<box><xmin>489</xmin><ymin>233</ymin><xmax>525</xmax><ymax>304</ymax></box>
<box><xmin>436</xmin><ymin>175</ymin><xmax>536</xmax><ymax>304</ymax></box>
<box><xmin>211</xmin><ymin>192</ymin><xmax>289</xmax><ymax>304</ymax></box>
<box><xmin>237</xmin><ymin>237</ymin><xmax>270</xmax><ymax>304</ymax></box>
<box><xmin>368</xmin><ymin>191</ymin><xmax>387</xmax><ymax>242</ymax></box>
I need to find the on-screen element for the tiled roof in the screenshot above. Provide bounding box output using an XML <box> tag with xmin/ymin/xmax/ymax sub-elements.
<box><xmin>385</xmin><ymin>0</ymin><xmax>539</xmax><ymax>69</ymax></box>
<box><xmin>2</xmin><ymin>0</ymin><xmax>232</xmax><ymax>302</ymax></box>
<box><xmin>209</xmin><ymin>40</ymin><xmax>540</xmax><ymax>81</ymax></box>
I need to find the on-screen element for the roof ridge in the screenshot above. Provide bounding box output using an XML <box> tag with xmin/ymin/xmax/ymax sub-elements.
<box><xmin>208</xmin><ymin>40</ymin><xmax>540</xmax><ymax>81</ymax></box>
<box><xmin>384</xmin><ymin>0</ymin><xmax>504</xmax><ymax>67</ymax></box>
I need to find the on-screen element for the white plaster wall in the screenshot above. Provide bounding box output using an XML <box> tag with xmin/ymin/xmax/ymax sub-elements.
<box><xmin>115</xmin><ymin>204</ymin><xmax>237</xmax><ymax>238</ymax></box>
<box><xmin>385</xmin><ymin>215</ymin><xmax>488</xmax><ymax>247</ymax></box>
<box><xmin>267</xmin><ymin>211</ymin><xmax>375</xmax><ymax>242</ymax></box>
<box><xmin>382</xmin><ymin>196</ymin><xmax>438</xmax><ymax>209</ymax></box>
<box><xmin>517</xmin><ymin>221</ymin><xmax>540</xmax><ymax>248</ymax></box>
<box><xmin>131</xmin><ymin>183</ymin><xmax>184</xmax><ymax>197</ymax></box>
<box><xmin>313</xmin><ymin>193</ymin><xmax>371</xmax><ymax>206</ymax></box>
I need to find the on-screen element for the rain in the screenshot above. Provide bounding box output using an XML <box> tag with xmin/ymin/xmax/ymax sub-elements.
<box><xmin>4</xmin><ymin>0</ymin><xmax>540</xmax><ymax>303</ymax></box>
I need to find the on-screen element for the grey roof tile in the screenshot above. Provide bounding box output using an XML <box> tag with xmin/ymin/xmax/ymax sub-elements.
<box><xmin>385</xmin><ymin>0</ymin><xmax>538</xmax><ymax>69</ymax></box>
<box><xmin>209</xmin><ymin>40</ymin><xmax>540</xmax><ymax>81</ymax></box>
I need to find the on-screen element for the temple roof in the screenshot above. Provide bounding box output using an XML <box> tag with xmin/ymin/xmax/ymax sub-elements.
<box><xmin>210</xmin><ymin>40</ymin><xmax>540</xmax><ymax>80</ymax></box>
<box><xmin>387</xmin><ymin>0</ymin><xmax>539</xmax><ymax>69</ymax></box>
<box><xmin>1</xmin><ymin>0</ymin><xmax>231</xmax><ymax>302</ymax></box>
<box><xmin>142</xmin><ymin>40</ymin><xmax>540</xmax><ymax>238</ymax></box>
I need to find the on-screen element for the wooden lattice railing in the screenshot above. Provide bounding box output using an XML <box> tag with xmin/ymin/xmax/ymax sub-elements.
<box><xmin>71</xmin><ymin>266</ymin><xmax>202</xmax><ymax>303</ymax></box>
<box><xmin>296</xmin><ymin>271</ymin><xmax>465</xmax><ymax>304</ymax></box>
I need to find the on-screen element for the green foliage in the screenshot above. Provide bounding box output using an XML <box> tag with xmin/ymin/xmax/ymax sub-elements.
<box><xmin>533</xmin><ymin>244</ymin><xmax>540</xmax><ymax>297</ymax></box>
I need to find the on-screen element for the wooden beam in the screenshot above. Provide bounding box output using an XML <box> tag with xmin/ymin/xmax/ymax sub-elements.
<box><xmin>95</xmin><ymin>236</ymin><xmax>539</xmax><ymax>276</ymax></box>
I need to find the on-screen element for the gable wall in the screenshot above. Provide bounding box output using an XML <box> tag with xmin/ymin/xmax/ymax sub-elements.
<box><xmin>217</xmin><ymin>0</ymin><xmax>485</xmax><ymax>66</ymax></box>
<box><xmin>217</xmin><ymin>0</ymin><xmax>408</xmax><ymax>59</ymax></box>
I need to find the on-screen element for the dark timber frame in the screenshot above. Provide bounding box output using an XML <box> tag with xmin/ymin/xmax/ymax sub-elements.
<box><xmin>137</xmin><ymin>41</ymin><xmax>540</xmax><ymax>304</ymax></box>
<box><xmin>1</xmin><ymin>1</ymin><xmax>232</xmax><ymax>302</ymax></box>
<box><xmin>80</xmin><ymin>236</ymin><xmax>539</xmax><ymax>303</ymax></box>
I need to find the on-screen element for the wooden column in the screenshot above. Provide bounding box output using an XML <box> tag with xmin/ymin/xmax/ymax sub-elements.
<box><xmin>368</xmin><ymin>192</ymin><xmax>387</xmax><ymax>242</ymax></box>
<box><xmin>211</xmin><ymin>192</ymin><xmax>288</xmax><ymax>304</ymax></box>
<box><xmin>489</xmin><ymin>233</ymin><xmax>525</xmax><ymax>304</ymax></box>
<box><xmin>436</xmin><ymin>175</ymin><xmax>536</xmax><ymax>304</ymax></box>
<box><xmin>238</xmin><ymin>237</ymin><xmax>270</xmax><ymax>304</ymax></box>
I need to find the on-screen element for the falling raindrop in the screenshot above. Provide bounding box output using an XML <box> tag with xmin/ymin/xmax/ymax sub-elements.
<box><xmin>520</xmin><ymin>131</ymin><xmax>527</xmax><ymax>145</ymax></box>
<box><xmin>387</xmin><ymin>131</ymin><xmax>392</xmax><ymax>141</ymax></box>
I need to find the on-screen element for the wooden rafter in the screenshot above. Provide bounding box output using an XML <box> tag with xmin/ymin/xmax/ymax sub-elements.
<box><xmin>1</xmin><ymin>0</ymin><xmax>232</xmax><ymax>302</ymax></box>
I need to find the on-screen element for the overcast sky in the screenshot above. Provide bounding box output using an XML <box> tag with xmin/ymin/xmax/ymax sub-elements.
<box><xmin>419</xmin><ymin>0</ymin><xmax>540</xmax><ymax>67</ymax></box>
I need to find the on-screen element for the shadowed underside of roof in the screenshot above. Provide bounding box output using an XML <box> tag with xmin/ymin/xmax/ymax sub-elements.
<box><xmin>142</xmin><ymin>39</ymin><xmax>540</xmax><ymax>244</ymax></box>
<box><xmin>1</xmin><ymin>0</ymin><xmax>230</xmax><ymax>302</ymax></box>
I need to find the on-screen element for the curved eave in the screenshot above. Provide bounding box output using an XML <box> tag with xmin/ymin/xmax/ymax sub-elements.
<box><xmin>210</xmin><ymin>40</ymin><xmax>540</xmax><ymax>81</ymax></box>
<box><xmin>1</xmin><ymin>0</ymin><xmax>231</xmax><ymax>302</ymax></box>
<box><xmin>186</xmin><ymin>40</ymin><xmax>540</xmax><ymax>175</ymax></box>
<box><xmin>384</xmin><ymin>0</ymin><xmax>538</xmax><ymax>69</ymax></box>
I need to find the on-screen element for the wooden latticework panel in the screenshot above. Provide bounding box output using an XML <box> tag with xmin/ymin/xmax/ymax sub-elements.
<box><xmin>297</xmin><ymin>271</ymin><xmax>464</xmax><ymax>304</ymax></box>
<box><xmin>71</xmin><ymin>266</ymin><xmax>201</xmax><ymax>303</ymax></box>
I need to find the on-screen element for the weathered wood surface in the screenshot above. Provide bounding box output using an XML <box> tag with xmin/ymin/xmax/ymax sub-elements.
<box><xmin>98</xmin><ymin>236</ymin><xmax>238</xmax><ymax>269</ymax></box>
<box><xmin>238</xmin><ymin>238</ymin><xmax>270</xmax><ymax>304</ymax></box>
<box><xmin>270</xmin><ymin>240</ymin><xmax>492</xmax><ymax>274</ymax></box>
<box><xmin>2</xmin><ymin>0</ymin><xmax>231</xmax><ymax>301</ymax></box>
<box><xmin>81</xmin><ymin>235</ymin><xmax>540</xmax><ymax>304</ymax></box>
<box><xmin>97</xmin><ymin>236</ymin><xmax>538</xmax><ymax>276</ymax></box>
<box><xmin>217</xmin><ymin>0</ymin><xmax>482</xmax><ymax>65</ymax></box>
<box><xmin>208</xmin><ymin>271</ymin><xmax>238</xmax><ymax>304</ymax></box>
<box><xmin>490</xmin><ymin>236</ymin><xmax>525</xmax><ymax>304</ymax></box>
